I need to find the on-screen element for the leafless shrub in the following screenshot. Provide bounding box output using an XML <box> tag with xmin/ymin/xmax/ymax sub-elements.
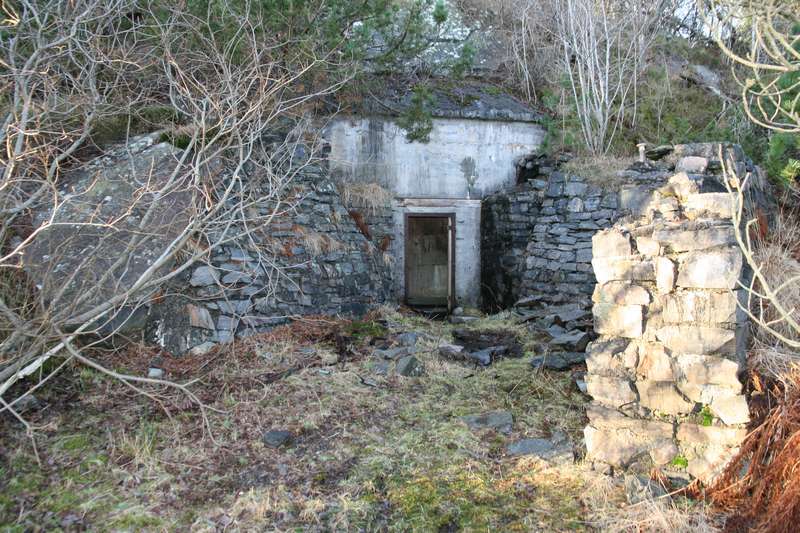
<box><xmin>0</xmin><ymin>0</ymin><xmax>346</xmax><ymax>434</ymax></box>
<box><xmin>702</xmin><ymin>0</ymin><xmax>799</xmax><ymax>133</ymax></box>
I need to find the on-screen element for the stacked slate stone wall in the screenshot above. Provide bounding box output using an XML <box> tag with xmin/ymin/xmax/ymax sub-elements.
<box><xmin>151</xmin><ymin>158</ymin><xmax>394</xmax><ymax>355</ymax></box>
<box><xmin>482</xmin><ymin>160</ymin><xmax>668</xmax><ymax>312</ymax></box>
<box><xmin>583</xmin><ymin>145</ymin><xmax>767</xmax><ymax>482</ymax></box>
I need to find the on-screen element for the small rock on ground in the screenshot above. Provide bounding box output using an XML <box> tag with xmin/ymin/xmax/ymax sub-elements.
<box><xmin>530</xmin><ymin>352</ymin><xmax>585</xmax><ymax>370</ymax></box>
<box><xmin>439</xmin><ymin>343</ymin><xmax>465</xmax><ymax>361</ymax></box>
<box><xmin>262</xmin><ymin>429</ymin><xmax>293</xmax><ymax>448</ymax></box>
<box><xmin>396</xmin><ymin>332</ymin><xmax>419</xmax><ymax>347</ymax></box>
<box><xmin>624</xmin><ymin>474</ymin><xmax>668</xmax><ymax>505</ymax></box>
<box><xmin>461</xmin><ymin>410</ymin><xmax>513</xmax><ymax>434</ymax></box>
<box><xmin>396</xmin><ymin>355</ymin><xmax>424</xmax><ymax>377</ymax></box>
<box><xmin>506</xmin><ymin>432</ymin><xmax>572</xmax><ymax>463</ymax></box>
<box><xmin>147</xmin><ymin>367</ymin><xmax>165</xmax><ymax>379</ymax></box>
<box><xmin>375</xmin><ymin>347</ymin><xmax>410</xmax><ymax>360</ymax></box>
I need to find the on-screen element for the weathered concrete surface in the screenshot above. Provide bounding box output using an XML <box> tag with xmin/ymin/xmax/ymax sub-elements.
<box><xmin>326</xmin><ymin>117</ymin><xmax>545</xmax><ymax>199</ymax></box>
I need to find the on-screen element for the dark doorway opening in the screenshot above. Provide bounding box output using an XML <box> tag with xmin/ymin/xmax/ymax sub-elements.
<box><xmin>404</xmin><ymin>214</ymin><xmax>455</xmax><ymax>310</ymax></box>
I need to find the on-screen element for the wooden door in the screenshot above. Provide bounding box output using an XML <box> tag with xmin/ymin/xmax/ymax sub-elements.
<box><xmin>405</xmin><ymin>215</ymin><xmax>453</xmax><ymax>307</ymax></box>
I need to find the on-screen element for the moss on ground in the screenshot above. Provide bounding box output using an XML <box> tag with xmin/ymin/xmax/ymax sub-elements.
<box><xmin>0</xmin><ymin>307</ymin><xmax>699</xmax><ymax>531</ymax></box>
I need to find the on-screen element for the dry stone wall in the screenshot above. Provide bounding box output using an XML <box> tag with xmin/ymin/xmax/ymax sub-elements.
<box><xmin>482</xmin><ymin>158</ymin><xmax>670</xmax><ymax>312</ymax></box>
<box><xmin>150</xmin><ymin>154</ymin><xmax>394</xmax><ymax>355</ymax></box>
<box><xmin>584</xmin><ymin>149</ymin><xmax>762</xmax><ymax>482</ymax></box>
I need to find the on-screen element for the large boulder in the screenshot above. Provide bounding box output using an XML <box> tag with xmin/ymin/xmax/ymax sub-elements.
<box><xmin>22</xmin><ymin>134</ymin><xmax>192</xmax><ymax>322</ymax></box>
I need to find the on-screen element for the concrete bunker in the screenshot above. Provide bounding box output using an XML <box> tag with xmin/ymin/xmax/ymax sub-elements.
<box><xmin>325</xmin><ymin>81</ymin><xmax>546</xmax><ymax>309</ymax></box>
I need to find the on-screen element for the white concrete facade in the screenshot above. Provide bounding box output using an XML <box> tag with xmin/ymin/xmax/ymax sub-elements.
<box><xmin>325</xmin><ymin>115</ymin><xmax>544</xmax><ymax>307</ymax></box>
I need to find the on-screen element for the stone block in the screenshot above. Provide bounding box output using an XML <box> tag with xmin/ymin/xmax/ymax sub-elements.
<box><xmin>677</xmin><ymin>249</ymin><xmax>742</xmax><ymax>289</ymax></box>
<box><xmin>620</xmin><ymin>186</ymin><xmax>658</xmax><ymax>218</ymax></box>
<box><xmin>592</xmin><ymin>229</ymin><xmax>632</xmax><ymax>258</ymax></box>
<box><xmin>586</xmin><ymin>375</ymin><xmax>638</xmax><ymax>407</ymax></box>
<box><xmin>187</xmin><ymin>304</ymin><xmax>215</xmax><ymax>330</ymax></box>
<box><xmin>674</xmin><ymin>353</ymin><xmax>741</xmax><ymax>393</ymax></box>
<box><xmin>655</xmin><ymin>257</ymin><xmax>675</xmax><ymax>295</ymax></box>
<box><xmin>710</xmin><ymin>394</ymin><xmax>749</xmax><ymax>425</ymax></box>
<box><xmin>636</xmin><ymin>236</ymin><xmax>660</xmax><ymax>256</ymax></box>
<box><xmin>584</xmin><ymin>405</ymin><xmax>675</xmax><ymax>467</ymax></box>
<box><xmin>676</xmin><ymin>156</ymin><xmax>709</xmax><ymax>174</ymax></box>
<box><xmin>677</xmin><ymin>423</ymin><xmax>747</xmax><ymax>447</ymax></box>
<box><xmin>586</xmin><ymin>338</ymin><xmax>638</xmax><ymax>377</ymax></box>
<box><xmin>687</xmin><ymin>445</ymin><xmax>734</xmax><ymax>483</ymax></box>
<box><xmin>190</xmin><ymin>266</ymin><xmax>219</xmax><ymax>287</ymax></box>
<box><xmin>594</xmin><ymin>303</ymin><xmax>644</xmax><ymax>338</ymax></box>
<box><xmin>661</xmin><ymin>290</ymin><xmax>738</xmax><ymax>324</ymax></box>
<box><xmin>592</xmin><ymin>257</ymin><xmax>655</xmax><ymax>284</ymax></box>
<box><xmin>661</xmin><ymin>172</ymin><xmax>699</xmax><ymax>201</ymax></box>
<box><xmin>636</xmin><ymin>380</ymin><xmax>694</xmax><ymax>415</ymax></box>
<box><xmin>685</xmin><ymin>193</ymin><xmax>734</xmax><ymax>220</ymax></box>
<box><xmin>655</xmin><ymin>325</ymin><xmax>736</xmax><ymax>355</ymax></box>
<box><xmin>636</xmin><ymin>342</ymin><xmax>674</xmax><ymax>381</ymax></box>
<box><xmin>592</xmin><ymin>281</ymin><xmax>651</xmax><ymax>306</ymax></box>
<box><xmin>652</xmin><ymin>225</ymin><xmax>735</xmax><ymax>252</ymax></box>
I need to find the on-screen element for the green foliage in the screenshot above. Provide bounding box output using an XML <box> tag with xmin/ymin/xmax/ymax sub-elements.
<box><xmin>396</xmin><ymin>84</ymin><xmax>436</xmax><ymax>142</ymax></box>
<box><xmin>700</xmin><ymin>405</ymin><xmax>714</xmax><ymax>427</ymax></box>
<box><xmin>671</xmin><ymin>455</ymin><xmax>689</xmax><ymax>469</ymax></box>
<box><xmin>765</xmin><ymin>133</ymin><xmax>800</xmax><ymax>187</ymax></box>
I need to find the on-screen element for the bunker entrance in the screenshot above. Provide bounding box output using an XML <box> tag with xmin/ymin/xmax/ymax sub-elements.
<box><xmin>404</xmin><ymin>214</ymin><xmax>454</xmax><ymax>310</ymax></box>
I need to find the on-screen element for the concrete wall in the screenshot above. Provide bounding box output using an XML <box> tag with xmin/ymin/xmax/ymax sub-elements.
<box><xmin>391</xmin><ymin>198</ymin><xmax>482</xmax><ymax>306</ymax></box>
<box><xmin>326</xmin><ymin>117</ymin><xmax>545</xmax><ymax>199</ymax></box>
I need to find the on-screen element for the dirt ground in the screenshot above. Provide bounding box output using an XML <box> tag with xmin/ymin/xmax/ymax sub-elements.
<box><xmin>0</xmin><ymin>308</ymin><xmax>718</xmax><ymax>531</ymax></box>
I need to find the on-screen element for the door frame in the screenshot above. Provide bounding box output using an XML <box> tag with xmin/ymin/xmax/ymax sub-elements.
<box><xmin>403</xmin><ymin>212</ymin><xmax>456</xmax><ymax>310</ymax></box>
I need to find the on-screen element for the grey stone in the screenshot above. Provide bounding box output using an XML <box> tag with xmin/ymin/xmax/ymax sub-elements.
<box><xmin>461</xmin><ymin>410</ymin><xmax>513</xmax><ymax>434</ymax></box>
<box><xmin>147</xmin><ymin>367</ymin><xmax>165</xmax><ymax>379</ymax></box>
<box><xmin>636</xmin><ymin>380</ymin><xmax>694</xmax><ymax>415</ymax></box>
<box><xmin>653</xmin><ymin>225</ymin><xmax>736</xmax><ymax>253</ymax></box>
<box><xmin>592</xmin><ymin>229</ymin><xmax>632</xmax><ymax>258</ymax></box>
<box><xmin>593</xmin><ymin>303</ymin><xmax>644</xmax><ymax>338</ymax></box>
<box><xmin>187</xmin><ymin>304</ymin><xmax>215</xmax><ymax>330</ymax></box>
<box><xmin>375</xmin><ymin>347</ymin><xmax>409</xmax><ymax>360</ymax></box>
<box><xmin>530</xmin><ymin>352</ymin><xmax>585</xmax><ymax>370</ymax></box>
<box><xmin>189</xmin><ymin>341</ymin><xmax>216</xmax><ymax>356</ymax></box>
<box><xmin>592</xmin><ymin>282</ymin><xmax>651</xmax><ymax>306</ymax></box>
<box><xmin>675</xmin><ymin>156</ymin><xmax>708</xmax><ymax>174</ymax></box>
<box><xmin>655</xmin><ymin>257</ymin><xmax>675</xmax><ymax>295</ymax></box>
<box><xmin>191</xmin><ymin>266</ymin><xmax>219</xmax><ymax>287</ymax></box>
<box><xmin>620</xmin><ymin>186</ymin><xmax>658</xmax><ymax>218</ymax></box>
<box><xmin>677</xmin><ymin>249</ymin><xmax>742</xmax><ymax>289</ymax></box>
<box><xmin>466</xmin><ymin>348</ymin><xmax>494</xmax><ymax>366</ymax></box>
<box><xmin>549</xmin><ymin>330</ymin><xmax>591</xmax><ymax>352</ymax></box>
<box><xmin>439</xmin><ymin>343</ymin><xmax>465</xmax><ymax>361</ymax></box>
<box><xmin>396</xmin><ymin>332</ymin><xmax>419</xmax><ymax>346</ymax></box>
<box><xmin>624</xmin><ymin>475</ymin><xmax>667</xmax><ymax>505</ymax></box>
<box><xmin>507</xmin><ymin>433</ymin><xmax>572</xmax><ymax>463</ymax></box>
<box><xmin>396</xmin><ymin>355</ymin><xmax>424</xmax><ymax>377</ymax></box>
<box><xmin>262</xmin><ymin>429</ymin><xmax>293</xmax><ymax>448</ymax></box>
<box><xmin>655</xmin><ymin>325</ymin><xmax>736</xmax><ymax>355</ymax></box>
<box><xmin>592</xmin><ymin>257</ymin><xmax>655</xmax><ymax>284</ymax></box>
<box><xmin>24</xmin><ymin>136</ymin><xmax>191</xmax><ymax>311</ymax></box>
<box><xmin>586</xmin><ymin>375</ymin><xmax>638</xmax><ymax>408</ymax></box>
<box><xmin>661</xmin><ymin>290</ymin><xmax>738</xmax><ymax>324</ymax></box>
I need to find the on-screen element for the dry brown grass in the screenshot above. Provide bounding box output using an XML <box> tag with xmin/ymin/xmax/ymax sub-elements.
<box><xmin>562</xmin><ymin>156</ymin><xmax>637</xmax><ymax>186</ymax></box>
<box><xmin>337</xmin><ymin>182</ymin><xmax>392</xmax><ymax>214</ymax></box>
<box><xmin>582</xmin><ymin>473</ymin><xmax>721</xmax><ymax>532</ymax></box>
<box><xmin>748</xmin><ymin>202</ymin><xmax>800</xmax><ymax>387</ymax></box>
